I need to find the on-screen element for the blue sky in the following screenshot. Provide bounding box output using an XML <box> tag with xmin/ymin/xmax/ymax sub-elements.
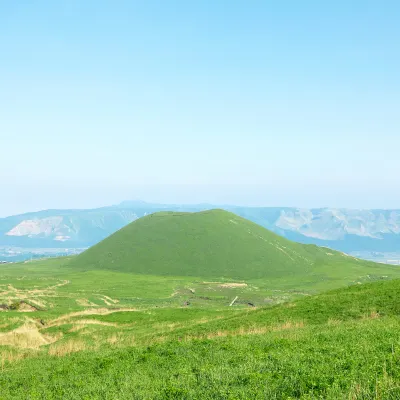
<box><xmin>1</xmin><ymin>0</ymin><xmax>399</xmax><ymax>216</ymax></box>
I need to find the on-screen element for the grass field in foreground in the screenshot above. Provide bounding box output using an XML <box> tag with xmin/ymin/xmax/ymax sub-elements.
<box><xmin>0</xmin><ymin>255</ymin><xmax>400</xmax><ymax>398</ymax></box>
<box><xmin>1</xmin><ymin>271</ymin><xmax>400</xmax><ymax>398</ymax></box>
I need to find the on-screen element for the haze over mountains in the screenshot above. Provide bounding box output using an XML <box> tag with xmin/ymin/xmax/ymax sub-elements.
<box><xmin>1</xmin><ymin>201</ymin><xmax>400</xmax><ymax>262</ymax></box>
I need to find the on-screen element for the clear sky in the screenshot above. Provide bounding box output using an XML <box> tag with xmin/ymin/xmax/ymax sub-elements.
<box><xmin>1</xmin><ymin>0</ymin><xmax>399</xmax><ymax>216</ymax></box>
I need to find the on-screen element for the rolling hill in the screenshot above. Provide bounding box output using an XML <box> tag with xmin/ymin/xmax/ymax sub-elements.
<box><xmin>2</xmin><ymin>202</ymin><xmax>400</xmax><ymax>263</ymax></box>
<box><xmin>67</xmin><ymin>209</ymin><xmax>379</xmax><ymax>281</ymax></box>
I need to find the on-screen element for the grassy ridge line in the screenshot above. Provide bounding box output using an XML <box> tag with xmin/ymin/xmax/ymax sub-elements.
<box><xmin>67</xmin><ymin>209</ymin><xmax>374</xmax><ymax>280</ymax></box>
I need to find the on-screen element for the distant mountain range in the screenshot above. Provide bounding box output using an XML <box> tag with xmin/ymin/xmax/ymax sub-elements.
<box><xmin>1</xmin><ymin>201</ymin><xmax>400</xmax><ymax>259</ymax></box>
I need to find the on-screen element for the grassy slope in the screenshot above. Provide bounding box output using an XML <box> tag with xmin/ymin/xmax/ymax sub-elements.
<box><xmin>2</xmin><ymin>211</ymin><xmax>400</xmax><ymax>398</ymax></box>
<box><xmin>2</xmin><ymin>278</ymin><xmax>400</xmax><ymax>399</ymax></box>
<box><xmin>68</xmin><ymin>209</ymin><xmax>377</xmax><ymax>281</ymax></box>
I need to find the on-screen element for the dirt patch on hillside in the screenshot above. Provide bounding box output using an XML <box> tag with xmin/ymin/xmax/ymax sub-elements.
<box><xmin>102</xmin><ymin>295</ymin><xmax>119</xmax><ymax>304</ymax></box>
<box><xmin>76</xmin><ymin>298</ymin><xmax>98</xmax><ymax>307</ymax></box>
<box><xmin>18</xmin><ymin>302</ymin><xmax>38</xmax><ymax>312</ymax></box>
<box><xmin>0</xmin><ymin>301</ymin><xmax>40</xmax><ymax>312</ymax></box>
<box><xmin>218</xmin><ymin>283</ymin><xmax>248</xmax><ymax>288</ymax></box>
<box><xmin>0</xmin><ymin>279</ymin><xmax>69</xmax><ymax>312</ymax></box>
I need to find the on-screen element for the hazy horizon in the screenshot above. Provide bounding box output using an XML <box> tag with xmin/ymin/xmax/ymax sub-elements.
<box><xmin>1</xmin><ymin>1</ymin><xmax>399</xmax><ymax>217</ymax></box>
<box><xmin>2</xmin><ymin>182</ymin><xmax>400</xmax><ymax>218</ymax></box>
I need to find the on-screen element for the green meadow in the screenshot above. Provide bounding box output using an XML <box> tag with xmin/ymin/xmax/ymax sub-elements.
<box><xmin>1</xmin><ymin>210</ymin><xmax>400</xmax><ymax>398</ymax></box>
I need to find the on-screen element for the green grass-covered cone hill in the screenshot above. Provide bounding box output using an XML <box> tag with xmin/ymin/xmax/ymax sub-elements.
<box><xmin>67</xmin><ymin>209</ymin><xmax>373</xmax><ymax>280</ymax></box>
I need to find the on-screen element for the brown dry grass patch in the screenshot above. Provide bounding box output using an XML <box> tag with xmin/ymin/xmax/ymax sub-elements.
<box><xmin>0</xmin><ymin>322</ymin><xmax>61</xmax><ymax>349</ymax></box>
<box><xmin>76</xmin><ymin>298</ymin><xmax>98</xmax><ymax>307</ymax></box>
<box><xmin>102</xmin><ymin>295</ymin><xmax>119</xmax><ymax>304</ymax></box>
<box><xmin>73</xmin><ymin>319</ymin><xmax>118</xmax><ymax>327</ymax></box>
<box><xmin>107</xmin><ymin>334</ymin><xmax>119</xmax><ymax>344</ymax></box>
<box><xmin>47</xmin><ymin>307</ymin><xmax>139</xmax><ymax>328</ymax></box>
<box><xmin>184</xmin><ymin>321</ymin><xmax>305</xmax><ymax>341</ymax></box>
<box><xmin>1</xmin><ymin>350</ymin><xmax>27</xmax><ymax>366</ymax></box>
<box><xmin>361</xmin><ymin>311</ymin><xmax>380</xmax><ymax>320</ymax></box>
<box><xmin>218</xmin><ymin>283</ymin><xmax>248</xmax><ymax>289</ymax></box>
<box><xmin>106</xmin><ymin>333</ymin><xmax>135</xmax><ymax>347</ymax></box>
<box><xmin>48</xmin><ymin>339</ymin><xmax>87</xmax><ymax>356</ymax></box>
